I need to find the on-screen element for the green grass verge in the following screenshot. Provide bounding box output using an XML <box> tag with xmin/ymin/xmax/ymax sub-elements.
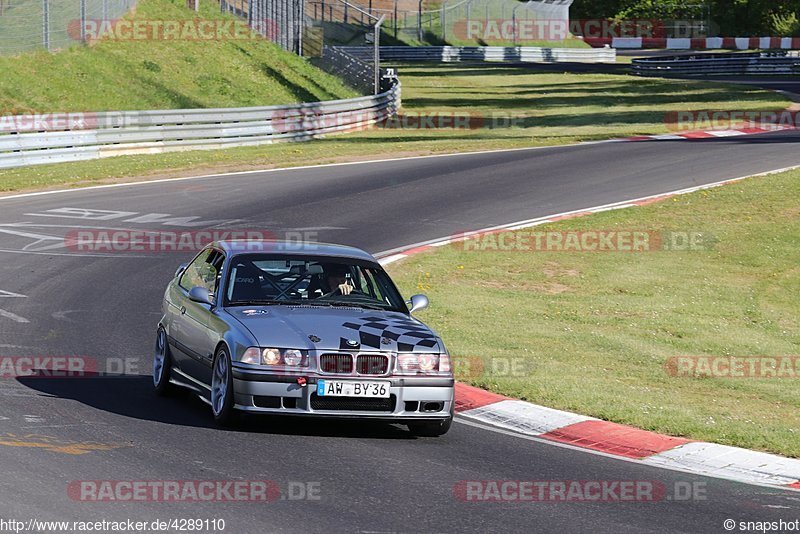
<box><xmin>0</xmin><ymin>64</ymin><xmax>788</xmax><ymax>193</ymax></box>
<box><xmin>0</xmin><ymin>0</ymin><xmax>357</xmax><ymax>113</ymax></box>
<box><xmin>386</xmin><ymin>168</ymin><xmax>800</xmax><ymax>457</ymax></box>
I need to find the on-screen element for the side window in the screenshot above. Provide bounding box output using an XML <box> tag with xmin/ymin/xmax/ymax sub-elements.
<box><xmin>179</xmin><ymin>249</ymin><xmax>217</xmax><ymax>292</ymax></box>
<box><xmin>209</xmin><ymin>251</ymin><xmax>225</xmax><ymax>296</ymax></box>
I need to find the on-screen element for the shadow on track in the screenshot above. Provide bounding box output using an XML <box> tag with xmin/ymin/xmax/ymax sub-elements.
<box><xmin>15</xmin><ymin>373</ymin><xmax>417</xmax><ymax>440</ymax></box>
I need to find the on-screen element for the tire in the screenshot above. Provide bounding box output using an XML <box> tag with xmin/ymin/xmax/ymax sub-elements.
<box><xmin>408</xmin><ymin>415</ymin><xmax>453</xmax><ymax>437</ymax></box>
<box><xmin>210</xmin><ymin>346</ymin><xmax>235</xmax><ymax>426</ymax></box>
<box><xmin>153</xmin><ymin>327</ymin><xmax>174</xmax><ymax>396</ymax></box>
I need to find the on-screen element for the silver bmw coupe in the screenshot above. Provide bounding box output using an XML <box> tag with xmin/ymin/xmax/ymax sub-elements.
<box><xmin>154</xmin><ymin>240</ymin><xmax>454</xmax><ymax>436</ymax></box>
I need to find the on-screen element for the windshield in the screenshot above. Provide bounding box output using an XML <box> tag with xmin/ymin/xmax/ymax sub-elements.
<box><xmin>224</xmin><ymin>254</ymin><xmax>408</xmax><ymax>312</ymax></box>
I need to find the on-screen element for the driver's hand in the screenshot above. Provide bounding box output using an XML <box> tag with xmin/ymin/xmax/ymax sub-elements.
<box><xmin>338</xmin><ymin>283</ymin><xmax>354</xmax><ymax>295</ymax></box>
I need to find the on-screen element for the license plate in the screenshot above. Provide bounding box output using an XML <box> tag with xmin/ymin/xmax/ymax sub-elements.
<box><xmin>317</xmin><ymin>380</ymin><xmax>390</xmax><ymax>398</ymax></box>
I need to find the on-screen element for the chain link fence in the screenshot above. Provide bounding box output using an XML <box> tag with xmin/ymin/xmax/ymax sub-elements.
<box><xmin>320</xmin><ymin>0</ymin><xmax>573</xmax><ymax>46</ymax></box>
<box><xmin>219</xmin><ymin>0</ymin><xmax>305</xmax><ymax>54</ymax></box>
<box><xmin>0</xmin><ymin>0</ymin><xmax>137</xmax><ymax>55</ymax></box>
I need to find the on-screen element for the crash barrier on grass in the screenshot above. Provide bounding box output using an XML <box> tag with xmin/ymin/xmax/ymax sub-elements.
<box><xmin>336</xmin><ymin>45</ymin><xmax>616</xmax><ymax>64</ymax></box>
<box><xmin>0</xmin><ymin>81</ymin><xmax>400</xmax><ymax>170</ymax></box>
<box><xmin>632</xmin><ymin>51</ymin><xmax>800</xmax><ymax>77</ymax></box>
<box><xmin>588</xmin><ymin>37</ymin><xmax>800</xmax><ymax>51</ymax></box>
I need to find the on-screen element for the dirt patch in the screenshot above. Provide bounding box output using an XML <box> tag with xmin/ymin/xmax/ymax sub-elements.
<box><xmin>542</xmin><ymin>261</ymin><xmax>581</xmax><ymax>278</ymax></box>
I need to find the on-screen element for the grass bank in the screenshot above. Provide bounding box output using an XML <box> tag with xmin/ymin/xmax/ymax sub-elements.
<box><xmin>0</xmin><ymin>0</ymin><xmax>356</xmax><ymax>113</ymax></box>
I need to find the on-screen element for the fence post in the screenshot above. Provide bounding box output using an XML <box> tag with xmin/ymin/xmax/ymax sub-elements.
<box><xmin>42</xmin><ymin>0</ymin><xmax>50</xmax><ymax>50</ymax></box>
<box><xmin>417</xmin><ymin>0</ymin><xmax>422</xmax><ymax>41</ymax></box>
<box><xmin>441</xmin><ymin>0</ymin><xmax>446</xmax><ymax>41</ymax></box>
<box><xmin>393</xmin><ymin>0</ymin><xmax>397</xmax><ymax>38</ymax></box>
<box><xmin>374</xmin><ymin>15</ymin><xmax>384</xmax><ymax>94</ymax></box>
<box><xmin>79</xmin><ymin>0</ymin><xmax>86</xmax><ymax>43</ymax></box>
<box><xmin>297</xmin><ymin>0</ymin><xmax>303</xmax><ymax>55</ymax></box>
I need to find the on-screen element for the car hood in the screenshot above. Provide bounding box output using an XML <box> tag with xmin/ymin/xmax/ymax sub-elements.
<box><xmin>226</xmin><ymin>305</ymin><xmax>443</xmax><ymax>353</ymax></box>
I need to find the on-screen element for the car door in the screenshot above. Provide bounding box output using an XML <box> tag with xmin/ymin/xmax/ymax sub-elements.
<box><xmin>172</xmin><ymin>248</ymin><xmax>221</xmax><ymax>387</ymax></box>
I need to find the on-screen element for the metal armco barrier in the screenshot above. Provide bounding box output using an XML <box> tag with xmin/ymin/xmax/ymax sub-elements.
<box><xmin>336</xmin><ymin>45</ymin><xmax>616</xmax><ymax>63</ymax></box>
<box><xmin>0</xmin><ymin>84</ymin><xmax>400</xmax><ymax>170</ymax></box>
<box><xmin>632</xmin><ymin>51</ymin><xmax>800</xmax><ymax>77</ymax></box>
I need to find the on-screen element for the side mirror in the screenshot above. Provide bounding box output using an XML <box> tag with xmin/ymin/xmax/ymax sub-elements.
<box><xmin>407</xmin><ymin>294</ymin><xmax>429</xmax><ymax>313</ymax></box>
<box><xmin>188</xmin><ymin>286</ymin><xmax>214</xmax><ymax>306</ymax></box>
<box><xmin>175</xmin><ymin>263</ymin><xmax>188</xmax><ymax>278</ymax></box>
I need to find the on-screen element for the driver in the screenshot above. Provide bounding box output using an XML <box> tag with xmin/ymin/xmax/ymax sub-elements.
<box><xmin>321</xmin><ymin>263</ymin><xmax>354</xmax><ymax>296</ymax></box>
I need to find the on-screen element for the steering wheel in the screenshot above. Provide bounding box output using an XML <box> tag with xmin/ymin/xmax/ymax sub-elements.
<box><xmin>320</xmin><ymin>286</ymin><xmax>365</xmax><ymax>299</ymax></box>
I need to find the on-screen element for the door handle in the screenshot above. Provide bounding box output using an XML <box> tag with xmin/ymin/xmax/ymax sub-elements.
<box><xmin>180</xmin><ymin>306</ymin><xmax>186</xmax><ymax>315</ymax></box>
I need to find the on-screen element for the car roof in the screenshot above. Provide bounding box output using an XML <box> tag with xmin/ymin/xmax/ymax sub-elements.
<box><xmin>214</xmin><ymin>240</ymin><xmax>378</xmax><ymax>263</ymax></box>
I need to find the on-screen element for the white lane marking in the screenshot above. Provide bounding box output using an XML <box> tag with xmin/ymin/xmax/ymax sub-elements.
<box><xmin>376</xmin><ymin>162</ymin><xmax>800</xmax><ymax>261</ymax></box>
<box><xmin>23</xmin><ymin>415</ymin><xmax>45</xmax><ymax>423</ymax></box>
<box><xmin>25</xmin><ymin>208</ymin><xmax>138</xmax><ymax>220</ymax></box>
<box><xmin>0</xmin><ymin>226</ymin><xmax>67</xmax><ymax>252</ymax></box>
<box><xmin>122</xmin><ymin>213</ymin><xmax>238</xmax><ymax>227</ymax></box>
<box><xmin>0</xmin><ymin>290</ymin><xmax>26</xmax><ymax>298</ymax></box>
<box><xmin>51</xmin><ymin>310</ymin><xmax>82</xmax><ymax>322</ymax></box>
<box><xmin>0</xmin><ymin>139</ymin><xmax>628</xmax><ymax>203</ymax></box>
<box><xmin>0</xmin><ymin>308</ymin><xmax>29</xmax><ymax>323</ymax></box>
<box><xmin>0</xmin><ymin>248</ymin><xmax>142</xmax><ymax>259</ymax></box>
<box><xmin>26</xmin><ymin>208</ymin><xmax>241</xmax><ymax>228</ymax></box>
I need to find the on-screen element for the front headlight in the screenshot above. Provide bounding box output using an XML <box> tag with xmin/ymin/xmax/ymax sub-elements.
<box><xmin>283</xmin><ymin>349</ymin><xmax>303</xmax><ymax>366</ymax></box>
<box><xmin>262</xmin><ymin>348</ymin><xmax>282</xmax><ymax>365</ymax></box>
<box><xmin>396</xmin><ymin>353</ymin><xmax>451</xmax><ymax>375</ymax></box>
<box><xmin>240</xmin><ymin>347</ymin><xmax>309</xmax><ymax>367</ymax></box>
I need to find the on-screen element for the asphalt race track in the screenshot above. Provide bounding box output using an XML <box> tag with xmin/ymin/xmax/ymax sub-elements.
<box><xmin>2</xmin><ymin>130</ymin><xmax>800</xmax><ymax>530</ymax></box>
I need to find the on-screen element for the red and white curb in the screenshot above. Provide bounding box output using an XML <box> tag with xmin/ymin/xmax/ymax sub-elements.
<box><xmin>454</xmin><ymin>384</ymin><xmax>800</xmax><ymax>489</ymax></box>
<box><xmin>625</xmin><ymin>123</ymin><xmax>798</xmax><ymax>142</ymax></box>
<box><xmin>587</xmin><ymin>37</ymin><xmax>800</xmax><ymax>50</ymax></box>
<box><xmin>377</xmin><ymin>168</ymin><xmax>800</xmax><ymax>491</ymax></box>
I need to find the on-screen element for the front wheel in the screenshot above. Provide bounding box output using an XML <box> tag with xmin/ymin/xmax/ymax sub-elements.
<box><xmin>210</xmin><ymin>346</ymin><xmax>235</xmax><ymax>426</ymax></box>
<box><xmin>153</xmin><ymin>327</ymin><xmax>174</xmax><ymax>396</ymax></box>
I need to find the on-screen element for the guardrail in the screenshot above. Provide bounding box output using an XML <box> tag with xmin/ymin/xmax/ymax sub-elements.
<box><xmin>632</xmin><ymin>51</ymin><xmax>800</xmax><ymax>77</ymax></box>
<box><xmin>336</xmin><ymin>45</ymin><xmax>617</xmax><ymax>64</ymax></box>
<box><xmin>0</xmin><ymin>83</ymin><xmax>400</xmax><ymax>170</ymax></box>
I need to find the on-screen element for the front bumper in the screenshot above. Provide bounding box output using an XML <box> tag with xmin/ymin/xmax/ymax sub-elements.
<box><xmin>231</xmin><ymin>365</ymin><xmax>454</xmax><ymax>420</ymax></box>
